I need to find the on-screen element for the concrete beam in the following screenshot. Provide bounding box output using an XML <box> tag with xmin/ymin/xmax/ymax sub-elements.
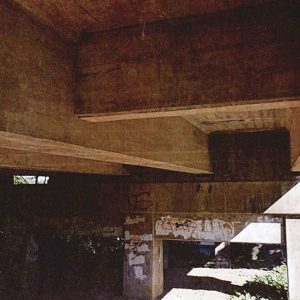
<box><xmin>0</xmin><ymin>148</ymin><xmax>128</xmax><ymax>175</ymax></box>
<box><xmin>124</xmin><ymin>181</ymin><xmax>294</xmax><ymax>214</ymax></box>
<box><xmin>264</xmin><ymin>183</ymin><xmax>300</xmax><ymax>215</ymax></box>
<box><xmin>77</xmin><ymin>2</ymin><xmax>300</xmax><ymax>121</ymax></box>
<box><xmin>0</xmin><ymin>111</ymin><xmax>211</xmax><ymax>174</ymax></box>
<box><xmin>0</xmin><ymin>0</ymin><xmax>210</xmax><ymax>174</ymax></box>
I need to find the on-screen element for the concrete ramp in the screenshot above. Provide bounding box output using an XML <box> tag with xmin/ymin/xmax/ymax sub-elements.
<box><xmin>264</xmin><ymin>182</ymin><xmax>300</xmax><ymax>215</ymax></box>
<box><xmin>230</xmin><ymin>222</ymin><xmax>281</xmax><ymax>244</ymax></box>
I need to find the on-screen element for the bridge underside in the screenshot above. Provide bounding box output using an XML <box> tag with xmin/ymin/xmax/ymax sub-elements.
<box><xmin>1</xmin><ymin>0</ymin><xmax>300</xmax><ymax>299</ymax></box>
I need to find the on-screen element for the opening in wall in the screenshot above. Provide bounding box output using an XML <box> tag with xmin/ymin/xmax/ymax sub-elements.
<box><xmin>160</xmin><ymin>240</ymin><xmax>286</xmax><ymax>300</ymax></box>
<box><xmin>13</xmin><ymin>175</ymin><xmax>50</xmax><ymax>185</ymax></box>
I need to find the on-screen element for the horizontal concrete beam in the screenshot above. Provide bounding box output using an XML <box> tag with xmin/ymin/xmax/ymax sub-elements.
<box><xmin>123</xmin><ymin>181</ymin><xmax>295</xmax><ymax>213</ymax></box>
<box><xmin>77</xmin><ymin>2</ymin><xmax>300</xmax><ymax>121</ymax></box>
<box><xmin>154</xmin><ymin>214</ymin><xmax>281</xmax><ymax>242</ymax></box>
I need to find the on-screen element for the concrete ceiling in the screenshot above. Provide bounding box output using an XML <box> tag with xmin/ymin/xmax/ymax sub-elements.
<box><xmin>13</xmin><ymin>0</ymin><xmax>272</xmax><ymax>41</ymax></box>
<box><xmin>183</xmin><ymin>107</ymin><xmax>292</xmax><ymax>134</ymax></box>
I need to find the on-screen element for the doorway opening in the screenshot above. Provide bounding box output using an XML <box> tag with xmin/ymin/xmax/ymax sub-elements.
<box><xmin>160</xmin><ymin>240</ymin><xmax>286</xmax><ymax>300</ymax></box>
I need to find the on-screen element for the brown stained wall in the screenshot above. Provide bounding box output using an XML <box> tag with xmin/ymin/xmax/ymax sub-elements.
<box><xmin>210</xmin><ymin>130</ymin><xmax>291</xmax><ymax>181</ymax></box>
<box><xmin>77</xmin><ymin>2</ymin><xmax>300</xmax><ymax>115</ymax></box>
<box><xmin>0</xmin><ymin>0</ymin><xmax>75</xmax><ymax>116</ymax></box>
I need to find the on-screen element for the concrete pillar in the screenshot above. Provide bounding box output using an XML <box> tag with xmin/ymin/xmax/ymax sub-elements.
<box><xmin>152</xmin><ymin>239</ymin><xmax>164</xmax><ymax>299</ymax></box>
<box><xmin>286</xmin><ymin>218</ymin><xmax>300</xmax><ymax>300</ymax></box>
<box><xmin>123</xmin><ymin>214</ymin><xmax>163</xmax><ymax>300</ymax></box>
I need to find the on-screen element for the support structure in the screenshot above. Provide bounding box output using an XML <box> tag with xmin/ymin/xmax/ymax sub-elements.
<box><xmin>265</xmin><ymin>183</ymin><xmax>300</xmax><ymax>300</ymax></box>
<box><xmin>286</xmin><ymin>219</ymin><xmax>300</xmax><ymax>300</ymax></box>
<box><xmin>290</xmin><ymin>108</ymin><xmax>300</xmax><ymax>171</ymax></box>
<box><xmin>0</xmin><ymin>111</ymin><xmax>210</xmax><ymax>174</ymax></box>
<box><xmin>1</xmin><ymin>1</ymin><xmax>300</xmax><ymax>299</ymax></box>
<box><xmin>0</xmin><ymin>148</ymin><xmax>128</xmax><ymax>175</ymax></box>
<box><xmin>76</xmin><ymin>2</ymin><xmax>300</xmax><ymax>121</ymax></box>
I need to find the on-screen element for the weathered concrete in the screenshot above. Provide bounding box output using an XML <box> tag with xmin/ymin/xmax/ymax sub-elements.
<box><xmin>123</xmin><ymin>214</ymin><xmax>155</xmax><ymax>299</ymax></box>
<box><xmin>121</xmin><ymin>180</ymin><xmax>291</xmax><ymax>299</ymax></box>
<box><xmin>2</xmin><ymin>0</ymin><xmax>300</xmax><ymax>299</ymax></box>
<box><xmin>77</xmin><ymin>2</ymin><xmax>300</xmax><ymax>120</ymax></box>
<box><xmin>286</xmin><ymin>218</ymin><xmax>300</xmax><ymax>300</ymax></box>
<box><xmin>230</xmin><ymin>222</ymin><xmax>282</xmax><ymax>244</ymax></box>
<box><xmin>265</xmin><ymin>182</ymin><xmax>300</xmax><ymax>215</ymax></box>
<box><xmin>154</xmin><ymin>215</ymin><xmax>281</xmax><ymax>242</ymax></box>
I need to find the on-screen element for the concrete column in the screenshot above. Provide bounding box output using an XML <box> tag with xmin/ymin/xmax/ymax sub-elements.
<box><xmin>152</xmin><ymin>239</ymin><xmax>164</xmax><ymax>299</ymax></box>
<box><xmin>123</xmin><ymin>214</ymin><xmax>164</xmax><ymax>300</ymax></box>
<box><xmin>286</xmin><ymin>218</ymin><xmax>300</xmax><ymax>300</ymax></box>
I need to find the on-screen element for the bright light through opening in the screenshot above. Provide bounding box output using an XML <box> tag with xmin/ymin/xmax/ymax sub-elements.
<box><xmin>14</xmin><ymin>175</ymin><xmax>50</xmax><ymax>185</ymax></box>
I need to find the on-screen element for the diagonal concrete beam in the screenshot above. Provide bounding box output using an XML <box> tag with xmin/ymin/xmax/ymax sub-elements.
<box><xmin>0</xmin><ymin>110</ymin><xmax>211</xmax><ymax>174</ymax></box>
<box><xmin>264</xmin><ymin>182</ymin><xmax>300</xmax><ymax>215</ymax></box>
<box><xmin>230</xmin><ymin>222</ymin><xmax>282</xmax><ymax>244</ymax></box>
<box><xmin>0</xmin><ymin>148</ymin><xmax>128</xmax><ymax>175</ymax></box>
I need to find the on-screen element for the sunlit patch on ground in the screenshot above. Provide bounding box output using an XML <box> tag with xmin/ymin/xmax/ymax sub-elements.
<box><xmin>161</xmin><ymin>288</ymin><xmax>229</xmax><ymax>300</ymax></box>
<box><xmin>160</xmin><ymin>267</ymin><xmax>272</xmax><ymax>300</ymax></box>
<box><xmin>187</xmin><ymin>267</ymin><xmax>270</xmax><ymax>286</ymax></box>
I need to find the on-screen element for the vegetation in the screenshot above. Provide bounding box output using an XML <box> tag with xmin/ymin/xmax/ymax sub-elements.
<box><xmin>230</xmin><ymin>264</ymin><xmax>288</xmax><ymax>300</ymax></box>
<box><xmin>13</xmin><ymin>175</ymin><xmax>35</xmax><ymax>184</ymax></box>
<box><xmin>13</xmin><ymin>175</ymin><xmax>49</xmax><ymax>184</ymax></box>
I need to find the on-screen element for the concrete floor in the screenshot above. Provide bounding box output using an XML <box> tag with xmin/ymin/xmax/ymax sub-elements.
<box><xmin>161</xmin><ymin>288</ymin><xmax>229</xmax><ymax>300</ymax></box>
<box><xmin>159</xmin><ymin>267</ymin><xmax>271</xmax><ymax>300</ymax></box>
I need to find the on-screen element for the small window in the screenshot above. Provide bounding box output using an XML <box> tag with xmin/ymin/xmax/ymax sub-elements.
<box><xmin>14</xmin><ymin>175</ymin><xmax>49</xmax><ymax>185</ymax></box>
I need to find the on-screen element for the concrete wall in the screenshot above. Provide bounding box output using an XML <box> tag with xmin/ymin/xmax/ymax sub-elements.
<box><xmin>0</xmin><ymin>0</ymin><xmax>75</xmax><ymax>116</ymax></box>
<box><xmin>77</xmin><ymin>2</ymin><xmax>300</xmax><ymax>116</ymax></box>
<box><xmin>120</xmin><ymin>130</ymin><xmax>296</xmax><ymax>299</ymax></box>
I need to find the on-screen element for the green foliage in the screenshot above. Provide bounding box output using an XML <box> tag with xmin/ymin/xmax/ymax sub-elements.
<box><xmin>230</xmin><ymin>264</ymin><xmax>288</xmax><ymax>300</ymax></box>
<box><xmin>13</xmin><ymin>175</ymin><xmax>34</xmax><ymax>184</ymax></box>
<box><xmin>230</xmin><ymin>292</ymin><xmax>268</xmax><ymax>300</ymax></box>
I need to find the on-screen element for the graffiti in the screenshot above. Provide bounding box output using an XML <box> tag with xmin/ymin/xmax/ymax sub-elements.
<box><xmin>155</xmin><ymin>215</ymin><xmax>237</xmax><ymax>241</ymax></box>
<box><xmin>128</xmin><ymin>252</ymin><xmax>145</xmax><ymax>266</ymax></box>
<box><xmin>125</xmin><ymin>216</ymin><xmax>145</xmax><ymax>225</ymax></box>
<box><xmin>175</xmin><ymin>219</ymin><xmax>196</xmax><ymax>229</ymax></box>
<box><xmin>124</xmin><ymin>231</ymin><xmax>152</xmax><ymax>281</ymax></box>
<box><xmin>125</xmin><ymin>241</ymin><xmax>150</xmax><ymax>253</ymax></box>
<box><xmin>133</xmin><ymin>266</ymin><xmax>147</xmax><ymax>280</ymax></box>
<box><xmin>124</xmin><ymin>230</ymin><xmax>153</xmax><ymax>242</ymax></box>
<box><xmin>127</xmin><ymin>191</ymin><xmax>153</xmax><ymax>211</ymax></box>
